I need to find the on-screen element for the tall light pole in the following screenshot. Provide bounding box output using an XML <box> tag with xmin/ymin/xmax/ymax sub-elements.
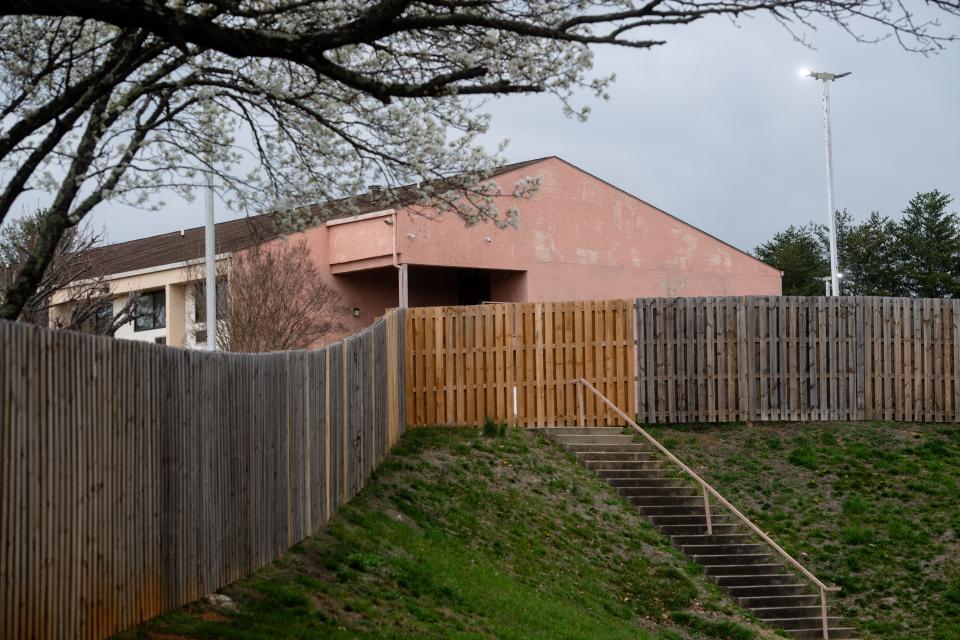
<box><xmin>799</xmin><ymin>67</ymin><xmax>850</xmax><ymax>297</ymax></box>
<box><xmin>204</xmin><ymin>168</ymin><xmax>217</xmax><ymax>351</ymax></box>
<box><xmin>201</xmin><ymin>84</ymin><xmax>218</xmax><ymax>351</ymax></box>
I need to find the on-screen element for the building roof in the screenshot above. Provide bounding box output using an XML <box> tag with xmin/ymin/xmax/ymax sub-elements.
<box><xmin>82</xmin><ymin>158</ymin><xmax>547</xmax><ymax>278</ymax></box>
<box><xmin>82</xmin><ymin>215</ymin><xmax>276</xmax><ymax>278</ymax></box>
<box><xmin>80</xmin><ymin>156</ymin><xmax>775</xmax><ymax>278</ymax></box>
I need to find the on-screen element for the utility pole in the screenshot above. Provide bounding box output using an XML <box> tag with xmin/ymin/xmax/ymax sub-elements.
<box><xmin>204</xmin><ymin>168</ymin><xmax>217</xmax><ymax>351</ymax></box>
<box><xmin>201</xmin><ymin>75</ymin><xmax>218</xmax><ymax>352</ymax></box>
<box><xmin>800</xmin><ymin>68</ymin><xmax>851</xmax><ymax>297</ymax></box>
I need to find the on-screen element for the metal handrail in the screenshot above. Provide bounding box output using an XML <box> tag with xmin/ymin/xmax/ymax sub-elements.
<box><xmin>571</xmin><ymin>378</ymin><xmax>840</xmax><ymax>640</ymax></box>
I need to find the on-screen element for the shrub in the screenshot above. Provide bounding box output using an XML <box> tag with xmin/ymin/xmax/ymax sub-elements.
<box><xmin>482</xmin><ymin>416</ymin><xmax>508</xmax><ymax>437</ymax></box>
<box><xmin>787</xmin><ymin>444</ymin><xmax>817</xmax><ymax>470</ymax></box>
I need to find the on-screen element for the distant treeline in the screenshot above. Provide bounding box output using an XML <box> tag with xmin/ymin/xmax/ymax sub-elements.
<box><xmin>755</xmin><ymin>190</ymin><xmax>959</xmax><ymax>298</ymax></box>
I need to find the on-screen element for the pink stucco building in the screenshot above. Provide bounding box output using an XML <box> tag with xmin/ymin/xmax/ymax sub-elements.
<box><xmin>318</xmin><ymin>156</ymin><xmax>781</xmax><ymax>332</ymax></box>
<box><xmin>52</xmin><ymin>156</ymin><xmax>781</xmax><ymax>347</ymax></box>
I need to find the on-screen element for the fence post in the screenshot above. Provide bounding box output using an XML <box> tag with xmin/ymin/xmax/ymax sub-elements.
<box><xmin>702</xmin><ymin>486</ymin><xmax>713</xmax><ymax>536</ymax></box>
<box><xmin>820</xmin><ymin>587</ymin><xmax>830</xmax><ymax>640</ymax></box>
<box><xmin>576</xmin><ymin>380</ymin><xmax>585</xmax><ymax>427</ymax></box>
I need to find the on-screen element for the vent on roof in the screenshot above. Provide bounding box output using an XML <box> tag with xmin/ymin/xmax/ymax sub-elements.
<box><xmin>180</xmin><ymin>230</ymin><xmax>184</xmax><ymax>237</ymax></box>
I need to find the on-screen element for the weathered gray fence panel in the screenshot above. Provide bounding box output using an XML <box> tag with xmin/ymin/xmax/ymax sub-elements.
<box><xmin>0</xmin><ymin>309</ymin><xmax>406</xmax><ymax>640</ymax></box>
<box><xmin>636</xmin><ymin>296</ymin><xmax>959</xmax><ymax>423</ymax></box>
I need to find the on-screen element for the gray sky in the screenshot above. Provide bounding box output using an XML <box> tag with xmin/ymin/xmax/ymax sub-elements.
<box><xmin>56</xmin><ymin>12</ymin><xmax>960</xmax><ymax>254</ymax></box>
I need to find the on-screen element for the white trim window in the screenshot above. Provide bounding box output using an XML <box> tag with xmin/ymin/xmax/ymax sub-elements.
<box><xmin>134</xmin><ymin>290</ymin><xmax>166</xmax><ymax>332</ymax></box>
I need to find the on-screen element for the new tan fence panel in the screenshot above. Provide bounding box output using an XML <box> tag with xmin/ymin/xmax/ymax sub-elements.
<box><xmin>405</xmin><ymin>300</ymin><xmax>636</xmax><ymax>427</ymax></box>
<box><xmin>637</xmin><ymin>296</ymin><xmax>960</xmax><ymax>423</ymax></box>
<box><xmin>0</xmin><ymin>309</ymin><xmax>406</xmax><ymax>640</ymax></box>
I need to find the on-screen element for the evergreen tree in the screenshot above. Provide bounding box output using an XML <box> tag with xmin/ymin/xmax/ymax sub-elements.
<box><xmin>897</xmin><ymin>191</ymin><xmax>960</xmax><ymax>298</ymax></box>
<box><xmin>754</xmin><ymin>225</ymin><xmax>828</xmax><ymax>295</ymax></box>
<box><xmin>840</xmin><ymin>211</ymin><xmax>903</xmax><ymax>296</ymax></box>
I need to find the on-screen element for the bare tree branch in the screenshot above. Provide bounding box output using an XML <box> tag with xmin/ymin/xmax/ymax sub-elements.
<box><xmin>0</xmin><ymin>209</ymin><xmax>139</xmax><ymax>333</ymax></box>
<box><xmin>0</xmin><ymin>0</ymin><xmax>957</xmax><ymax>321</ymax></box>
<box><xmin>188</xmin><ymin>239</ymin><xmax>344</xmax><ymax>352</ymax></box>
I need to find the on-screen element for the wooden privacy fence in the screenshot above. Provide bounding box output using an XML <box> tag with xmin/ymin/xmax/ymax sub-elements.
<box><xmin>406</xmin><ymin>296</ymin><xmax>960</xmax><ymax>427</ymax></box>
<box><xmin>0</xmin><ymin>309</ymin><xmax>406</xmax><ymax>640</ymax></box>
<box><xmin>638</xmin><ymin>296</ymin><xmax>960</xmax><ymax>423</ymax></box>
<box><xmin>405</xmin><ymin>301</ymin><xmax>636</xmax><ymax>427</ymax></box>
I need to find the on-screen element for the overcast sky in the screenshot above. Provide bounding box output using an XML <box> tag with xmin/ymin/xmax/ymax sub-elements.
<box><xmin>34</xmin><ymin>12</ymin><xmax>960</xmax><ymax>254</ymax></box>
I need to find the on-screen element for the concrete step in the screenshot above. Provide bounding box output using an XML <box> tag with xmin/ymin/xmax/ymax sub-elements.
<box><xmin>629</xmin><ymin>495</ymin><xmax>702</xmax><ymax>507</ymax></box>
<box><xmin>550</xmin><ymin>434</ymin><xmax>636</xmax><ymax>445</ymax></box>
<box><xmin>712</xmin><ymin>573</ymin><xmax>799</xmax><ymax>588</ymax></box>
<box><xmin>606</xmin><ymin>477</ymin><xmax>686</xmax><ymax>487</ymax></box>
<box><xmin>575</xmin><ymin>451</ymin><xmax>657</xmax><ymax>462</ymax></box>
<box><xmin>648</xmin><ymin>513</ymin><xmax>732</xmax><ymax>527</ymax></box>
<box><xmin>671</xmin><ymin>533</ymin><xmax>754</xmax><ymax>545</ymax></box>
<box><xmin>656</xmin><ymin>522</ymin><xmax>741</xmax><ymax>536</ymax></box>
<box><xmin>539</xmin><ymin>427</ymin><xmax>625</xmax><ymax>435</ymax></box>
<box><xmin>786</xmin><ymin>627</ymin><xmax>858</xmax><ymax>639</ymax></box>
<box><xmin>586</xmin><ymin>459</ymin><xmax>664</xmax><ymax>471</ymax></box>
<box><xmin>738</xmin><ymin>594</ymin><xmax>821</xmax><ymax>608</ymax></box>
<box><xmin>753</xmin><ymin>605</ymin><xmax>827</xmax><ymax>620</ymax></box>
<box><xmin>560</xmin><ymin>443</ymin><xmax>651</xmax><ymax>454</ymax></box>
<box><xmin>636</xmin><ymin>503</ymin><xmax>710</xmax><ymax>516</ymax></box>
<box><xmin>764</xmin><ymin>616</ymin><xmax>843</xmax><ymax>631</ymax></box>
<box><xmin>700</xmin><ymin>558</ymin><xmax>781</xmax><ymax>573</ymax></box>
<box><xmin>725</xmin><ymin>583</ymin><xmax>811</xmax><ymax>598</ymax></box>
<box><xmin>617</xmin><ymin>486</ymin><xmax>700</xmax><ymax>498</ymax></box>
<box><xmin>680</xmin><ymin>543</ymin><xmax>767</xmax><ymax>556</ymax></box>
<box><xmin>596</xmin><ymin>469</ymin><xmax>673</xmax><ymax>480</ymax></box>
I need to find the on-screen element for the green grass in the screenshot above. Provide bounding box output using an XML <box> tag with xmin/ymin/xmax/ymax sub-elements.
<box><xmin>120</xmin><ymin>427</ymin><xmax>778</xmax><ymax>640</ymax></box>
<box><xmin>646</xmin><ymin>421</ymin><xmax>960</xmax><ymax>640</ymax></box>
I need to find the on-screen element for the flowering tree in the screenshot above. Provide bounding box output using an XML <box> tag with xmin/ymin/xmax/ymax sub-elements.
<box><xmin>0</xmin><ymin>210</ymin><xmax>140</xmax><ymax>332</ymax></box>
<box><xmin>1</xmin><ymin>1</ymin><xmax>957</xmax><ymax>320</ymax></box>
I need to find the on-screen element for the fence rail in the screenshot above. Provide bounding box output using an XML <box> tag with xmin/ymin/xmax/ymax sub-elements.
<box><xmin>0</xmin><ymin>310</ymin><xmax>406</xmax><ymax>640</ymax></box>
<box><xmin>405</xmin><ymin>300</ymin><xmax>636</xmax><ymax>427</ymax></box>
<box><xmin>638</xmin><ymin>296</ymin><xmax>960</xmax><ymax>423</ymax></box>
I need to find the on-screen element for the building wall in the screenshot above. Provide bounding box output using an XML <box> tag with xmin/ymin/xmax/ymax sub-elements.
<box><xmin>270</xmin><ymin>225</ymin><xmax>399</xmax><ymax>343</ymax></box>
<box><xmin>393</xmin><ymin>157</ymin><xmax>781</xmax><ymax>300</ymax></box>
<box><xmin>52</xmin><ymin>157</ymin><xmax>779</xmax><ymax>350</ymax></box>
<box><xmin>50</xmin><ymin>259</ymin><xmax>228</xmax><ymax>348</ymax></box>
<box><xmin>185</xmin><ymin>285</ymin><xmax>212</xmax><ymax>349</ymax></box>
<box><xmin>264</xmin><ymin>157</ymin><xmax>779</xmax><ymax>344</ymax></box>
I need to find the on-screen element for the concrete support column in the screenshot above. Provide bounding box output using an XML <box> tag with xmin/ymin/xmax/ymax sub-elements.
<box><xmin>47</xmin><ymin>303</ymin><xmax>71</xmax><ymax>329</ymax></box>
<box><xmin>398</xmin><ymin>264</ymin><xmax>409</xmax><ymax>308</ymax></box>
<box><xmin>165</xmin><ymin>283</ymin><xmax>187</xmax><ymax>347</ymax></box>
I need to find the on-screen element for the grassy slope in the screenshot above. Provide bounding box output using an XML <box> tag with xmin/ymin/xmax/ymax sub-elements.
<box><xmin>122</xmin><ymin>427</ymin><xmax>782</xmax><ymax>640</ymax></box>
<box><xmin>646</xmin><ymin>421</ymin><xmax>960</xmax><ymax>640</ymax></box>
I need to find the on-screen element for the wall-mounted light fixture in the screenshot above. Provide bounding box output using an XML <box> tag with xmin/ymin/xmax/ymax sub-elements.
<box><xmin>406</xmin><ymin>233</ymin><xmax>416</xmax><ymax>240</ymax></box>
<box><xmin>484</xmin><ymin>236</ymin><xmax>492</xmax><ymax>243</ymax></box>
<box><xmin>352</xmin><ymin>307</ymin><xmax>361</xmax><ymax>317</ymax></box>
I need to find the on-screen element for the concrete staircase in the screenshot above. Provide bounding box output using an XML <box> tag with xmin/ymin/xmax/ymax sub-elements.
<box><xmin>541</xmin><ymin>427</ymin><xmax>858</xmax><ymax>640</ymax></box>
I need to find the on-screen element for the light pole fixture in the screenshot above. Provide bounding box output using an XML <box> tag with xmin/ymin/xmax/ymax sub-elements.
<box><xmin>818</xmin><ymin>272</ymin><xmax>844</xmax><ymax>297</ymax></box>
<box><xmin>799</xmin><ymin>67</ymin><xmax>851</xmax><ymax>297</ymax></box>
